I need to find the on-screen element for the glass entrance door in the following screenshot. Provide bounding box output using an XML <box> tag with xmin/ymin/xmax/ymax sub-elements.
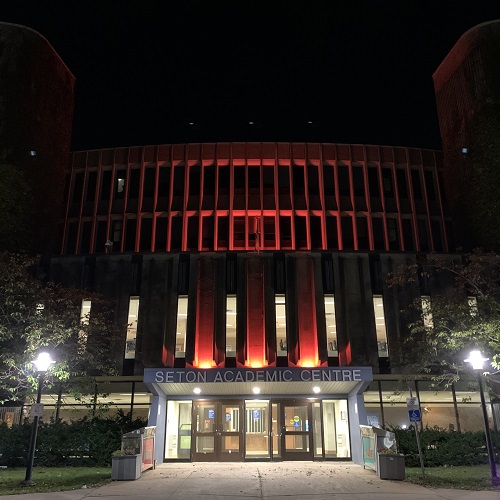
<box><xmin>192</xmin><ymin>400</ymin><xmax>243</xmax><ymax>461</ymax></box>
<box><xmin>280</xmin><ymin>401</ymin><xmax>313</xmax><ymax>461</ymax></box>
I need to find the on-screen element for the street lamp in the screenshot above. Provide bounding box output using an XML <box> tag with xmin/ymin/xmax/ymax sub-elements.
<box><xmin>22</xmin><ymin>352</ymin><xmax>55</xmax><ymax>487</ymax></box>
<box><xmin>464</xmin><ymin>350</ymin><xmax>498</xmax><ymax>484</ymax></box>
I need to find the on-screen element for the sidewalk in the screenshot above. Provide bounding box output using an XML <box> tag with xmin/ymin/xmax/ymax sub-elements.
<box><xmin>2</xmin><ymin>462</ymin><xmax>499</xmax><ymax>500</ymax></box>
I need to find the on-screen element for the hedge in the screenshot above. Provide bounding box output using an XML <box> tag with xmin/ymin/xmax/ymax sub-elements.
<box><xmin>392</xmin><ymin>427</ymin><xmax>500</xmax><ymax>467</ymax></box>
<box><xmin>0</xmin><ymin>413</ymin><xmax>146</xmax><ymax>467</ymax></box>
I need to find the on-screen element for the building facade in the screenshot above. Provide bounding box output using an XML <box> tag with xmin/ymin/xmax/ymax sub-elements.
<box><xmin>39</xmin><ymin>141</ymin><xmax>492</xmax><ymax>465</ymax></box>
<box><xmin>1</xmin><ymin>21</ymin><xmax>498</xmax><ymax>465</ymax></box>
<box><xmin>433</xmin><ymin>19</ymin><xmax>500</xmax><ymax>250</ymax></box>
<box><xmin>0</xmin><ymin>22</ymin><xmax>75</xmax><ymax>253</ymax></box>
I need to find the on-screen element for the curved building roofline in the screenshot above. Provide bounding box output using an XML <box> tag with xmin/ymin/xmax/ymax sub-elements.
<box><xmin>433</xmin><ymin>19</ymin><xmax>500</xmax><ymax>92</ymax></box>
<box><xmin>70</xmin><ymin>141</ymin><xmax>443</xmax><ymax>155</ymax></box>
<box><xmin>0</xmin><ymin>21</ymin><xmax>75</xmax><ymax>81</ymax></box>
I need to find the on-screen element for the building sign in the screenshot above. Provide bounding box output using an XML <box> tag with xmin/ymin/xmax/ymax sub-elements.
<box><xmin>146</xmin><ymin>367</ymin><xmax>372</xmax><ymax>384</ymax></box>
<box><xmin>406</xmin><ymin>397</ymin><xmax>419</xmax><ymax>410</ymax></box>
<box><xmin>30</xmin><ymin>403</ymin><xmax>44</xmax><ymax>418</ymax></box>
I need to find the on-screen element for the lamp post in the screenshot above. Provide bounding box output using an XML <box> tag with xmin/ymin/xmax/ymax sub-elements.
<box><xmin>22</xmin><ymin>352</ymin><xmax>54</xmax><ymax>487</ymax></box>
<box><xmin>464</xmin><ymin>350</ymin><xmax>498</xmax><ymax>484</ymax></box>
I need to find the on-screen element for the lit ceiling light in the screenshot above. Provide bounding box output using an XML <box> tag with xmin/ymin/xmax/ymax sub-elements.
<box><xmin>193</xmin><ymin>387</ymin><xmax>201</xmax><ymax>394</ymax></box>
<box><xmin>313</xmin><ymin>386</ymin><xmax>321</xmax><ymax>394</ymax></box>
<box><xmin>253</xmin><ymin>387</ymin><xmax>261</xmax><ymax>394</ymax></box>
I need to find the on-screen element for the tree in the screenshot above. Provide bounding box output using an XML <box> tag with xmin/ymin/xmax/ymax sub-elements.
<box><xmin>0</xmin><ymin>252</ymin><xmax>123</xmax><ymax>404</ymax></box>
<box><xmin>388</xmin><ymin>250</ymin><xmax>500</xmax><ymax>394</ymax></box>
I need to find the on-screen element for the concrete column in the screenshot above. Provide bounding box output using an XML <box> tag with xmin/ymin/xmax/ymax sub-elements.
<box><xmin>348</xmin><ymin>391</ymin><xmax>368</xmax><ymax>465</ymax></box>
<box><xmin>147</xmin><ymin>393</ymin><xmax>167</xmax><ymax>465</ymax></box>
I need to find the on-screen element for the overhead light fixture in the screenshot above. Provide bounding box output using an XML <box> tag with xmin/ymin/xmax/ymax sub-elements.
<box><xmin>193</xmin><ymin>387</ymin><xmax>201</xmax><ymax>394</ymax></box>
<box><xmin>313</xmin><ymin>386</ymin><xmax>321</xmax><ymax>394</ymax></box>
<box><xmin>252</xmin><ymin>387</ymin><xmax>261</xmax><ymax>394</ymax></box>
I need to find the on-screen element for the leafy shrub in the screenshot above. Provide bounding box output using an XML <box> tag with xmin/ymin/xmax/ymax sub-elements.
<box><xmin>0</xmin><ymin>412</ymin><xmax>146</xmax><ymax>467</ymax></box>
<box><xmin>391</xmin><ymin>427</ymin><xmax>500</xmax><ymax>467</ymax></box>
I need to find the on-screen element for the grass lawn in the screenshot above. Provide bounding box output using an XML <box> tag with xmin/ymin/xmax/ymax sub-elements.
<box><xmin>0</xmin><ymin>467</ymin><xmax>111</xmax><ymax>496</ymax></box>
<box><xmin>406</xmin><ymin>465</ymin><xmax>500</xmax><ymax>490</ymax></box>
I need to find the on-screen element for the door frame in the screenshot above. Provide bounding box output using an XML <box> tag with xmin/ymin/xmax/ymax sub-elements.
<box><xmin>278</xmin><ymin>399</ymin><xmax>314</xmax><ymax>461</ymax></box>
<box><xmin>191</xmin><ymin>399</ymin><xmax>244</xmax><ymax>462</ymax></box>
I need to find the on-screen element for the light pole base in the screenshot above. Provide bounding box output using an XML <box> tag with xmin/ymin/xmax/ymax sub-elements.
<box><xmin>21</xmin><ymin>479</ymin><xmax>36</xmax><ymax>487</ymax></box>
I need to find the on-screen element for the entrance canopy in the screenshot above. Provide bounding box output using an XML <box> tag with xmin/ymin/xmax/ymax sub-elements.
<box><xmin>144</xmin><ymin>367</ymin><xmax>372</xmax><ymax>398</ymax></box>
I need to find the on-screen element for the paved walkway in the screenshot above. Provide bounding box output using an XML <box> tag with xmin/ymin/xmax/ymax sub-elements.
<box><xmin>2</xmin><ymin>462</ymin><xmax>499</xmax><ymax>500</ymax></box>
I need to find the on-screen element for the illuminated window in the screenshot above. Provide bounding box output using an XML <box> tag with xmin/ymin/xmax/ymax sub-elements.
<box><xmin>275</xmin><ymin>295</ymin><xmax>287</xmax><ymax>356</ymax></box>
<box><xmin>468</xmin><ymin>296</ymin><xmax>478</xmax><ymax>316</ymax></box>
<box><xmin>125</xmin><ymin>297</ymin><xmax>139</xmax><ymax>359</ymax></box>
<box><xmin>176</xmin><ymin>296</ymin><xmax>188</xmax><ymax>358</ymax></box>
<box><xmin>421</xmin><ymin>295</ymin><xmax>434</xmax><ymax>329</ymax></box>
<box><xmin>79</xmin><ymin>299</ymin><xmax>91</xmax><ymax>353</ymax></box>
<box><xmin>373</xmin><ymin>296</ymin><xmax>388</xmax><ymax>358</ymax></box>
<box><xmin>226</xmin><ymin>295</ymin><xmax>237</xmax><ymax>358</ymax></box>
<box><xmin>324</xmin><ymin>295</ymin><xmax>338</xmax><ymax>356</ymax></box>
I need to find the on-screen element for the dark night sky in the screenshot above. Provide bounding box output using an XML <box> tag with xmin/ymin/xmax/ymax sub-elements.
<box><xmin>4</xmin><ymin>1</ymin><xmax>500</xmax><ymax>151</ymax></box>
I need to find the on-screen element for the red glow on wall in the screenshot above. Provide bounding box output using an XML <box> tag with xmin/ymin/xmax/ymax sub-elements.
<box><xmin>161</xmin><ymin>344</ymin><xmax>168</xmax><ymax>366</ymax></box>
<box><xmin>245</xmin><ymin>258</ymin><xmax>267</xmax><ymax>368</ymax></box>
<box><xmin>340</xmin><ymin>342</ymin><xmax>352</xmax><ymax>366</ymax></box>
<box><xmin>193</xmin><ymin>258</ymin><xmax>216</xmax><ymax>368</ymax></box>
<box><xmin>296</xmin><ymin>257</ymin><xmax>319</xmax><ymax>367</ymax></box>
<box><xmin>64</xmin><ymin>143</ymin><xmax>449</xmax><ymax>257</ymax></box>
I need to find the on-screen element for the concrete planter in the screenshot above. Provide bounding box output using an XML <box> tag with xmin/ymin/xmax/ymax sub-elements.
<box><xmin>111</xmin><ymin>454</ymin><xmax>142</xmax><ymax>481</ymax></box>
<box><xmin>377</xmin><ymin>453</ymin><xmax>406</xmax><ymax>480</ymax></box>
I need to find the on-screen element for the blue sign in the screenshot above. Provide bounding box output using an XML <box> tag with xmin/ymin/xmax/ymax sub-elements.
<box><xmin>253</xmin><ymin>410</ymin><xmax>260</xmax><ymax>419</ymax></box>
<box><xmin>409</xmin><ymin>410</ymin><xmax>421</xmax><ymax>422</ymax></box>
<box><xmin>293</xmin><ymin>421</ymin><xmax>300</xmax><ymax>428</ymax></box>
<box><xmin>226</xmin><ymin>413</ymin><xmax>231</xmax><ymax>422</ymax></box>
<box><xmin>208</xmin><ymin>409</ymin><xmax>215</xmax><ymax>419</ymax></box>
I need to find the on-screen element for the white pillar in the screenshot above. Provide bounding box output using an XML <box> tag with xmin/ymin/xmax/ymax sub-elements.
<box><xmin>148</xmin><ymin>393</ymin><xmax>167</xmax><ymax>465</ymax></box>
<box><xmin>348</xmin><ymin>392</ymin><xmax>368</xmax><ymax>465</ymax></box>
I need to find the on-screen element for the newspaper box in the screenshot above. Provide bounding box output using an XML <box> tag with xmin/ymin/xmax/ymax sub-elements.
<box><xmin>359</xmin><ymin>425</ymin><xmax>397</xmax><ymax>471</ymax></box>
<box><xmin>112</xmin><ymin>426</ymin><xmax>156</xmax><ymax>480</ymax></box>
<box><xmin>359</xmin><ymin>425</ymin><xmax>404</xmax><ymax>480</ymax></box>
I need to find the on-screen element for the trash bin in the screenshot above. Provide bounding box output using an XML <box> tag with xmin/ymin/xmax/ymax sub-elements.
<box><xmin>377</xmin><ymin>452</ymin><xmax>406</xmax><ymax>480</ymax></box>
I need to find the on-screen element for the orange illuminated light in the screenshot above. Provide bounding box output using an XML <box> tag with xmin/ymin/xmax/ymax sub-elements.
<box><xmin>297</xmin><ymin>358</ymin><xmax>318</xmax><ymax>368</ymax></box>
<box><xmin>198</xmin><ymin>361</ymin><xmax>215</xmax><ymax>369</ymax></box>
